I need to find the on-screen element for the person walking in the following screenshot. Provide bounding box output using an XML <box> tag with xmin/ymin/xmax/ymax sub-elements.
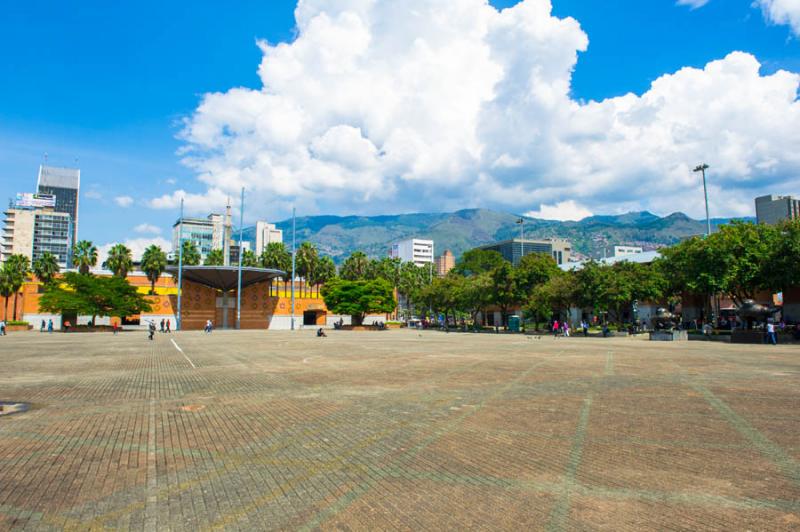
<box><xmin>64</xmin><ymin>320</ymin><xmax>71</xmax><ymax>333</ymax></box>
<box><xmin>563</xmin><ymin>321</ymin><xmax>570</xmax><ymax>337</ymax></box>
<box><xmin>552</xmin><ymin>319</ymin><xmax>560</xmax><ymax>337</ymax></box>
<box><xmin>766</xmin><ymin>321</ymin><xmax>777</xmax><ymax>345</ymax></box>
<box><xmin>160</xmin><ymin>319</ymin><xmax>165</xmax><ymax>333</ymax></box>
<box><xmin>112</xmin><ymin>321</ymin><xmax>119</xmax><ymax>335</ymax></box>
<box><xmin>40</xmin><ymin>319</ymin><xmax>46</xmax><ymax>333</ymax></box>
<box><xmin>47</xmin><ymin>319</ymin><xmax>53</xmax><ymax>333</ymax></box>
<box><xmin>0</xmin><ymin>319</ymin><xmax>6</xmax><ymax>336</ymax></box>
<box><xmin>148</xmin><ymin>321</ymin><xmax>156</xmax><ymax>341</ymax></box>
<box><xmin>165</xmin><ymin>319</ymin><xmax>171</xmax><ymax>333</ymax></box>
<box><xmin>205</xmin><ymin>319</ymin><xmax>213</xmax><ymax>334</ymax></box>
<box><xmin>581</xmin><ymin>320</ymin><xmax>588</xmax><ymax>337</ymax></box>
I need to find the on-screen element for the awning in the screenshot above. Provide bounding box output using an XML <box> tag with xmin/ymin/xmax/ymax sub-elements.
<box><xmin>166</xmin><ymin>266</ymin><xmax>285</xmax><ymax>291</ymax></box>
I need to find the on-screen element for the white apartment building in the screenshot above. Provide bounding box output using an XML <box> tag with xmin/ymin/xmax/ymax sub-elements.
<box><xmin>390</xmin><ymin>238</ymin><xmax>434</xmax><ymax>267</ymax></box>
<box><xmin>612</xmin><ymin>246</ymin><xmax>643</xmax><ymax>257</ymax></box>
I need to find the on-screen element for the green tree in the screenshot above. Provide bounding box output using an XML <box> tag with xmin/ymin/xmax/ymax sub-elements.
<box><xmin>419</xmin><ymin>274</ymin><xmax>464</xmax><ymax>326</ymax></box>
<box><xmin>241</xmin><ymin>249</ymin><xmax>259</xmax><ymax>267</ymax></box>
<box><xmin>3</xmin><ymin>254</ymin><xmax>30</xmax><ymax>320</ymax></box>
<box><xmin>489</xmin><ymin>261</ymin><xmax>518</xmax><ymax>328</ymax></box>
<box><xmin>103</xmin><ymin>244</ymin><xmax>133</xmax><ymax>278</ymax></box>
<box><xmin>0</xmin><ymin>268</ymin><xmax>14</xmax><ymax>321</ymax></box>
<box><xmin>33</xmin><ymin>252</ymin><xmax>60</xmax><ymax>285</ymax></box>
<box><xmin>260</xmin><ymin>242</ymin><xmax>291</xmax><ymax>281</ymax></box>
<box><xmin>526</xmin><ymin>272</ymin><xmax>576</xmax><ymax>325</ymax></box>
<box><xmin>141</xmin><ymin>245</ymin><xmax>168</xmax><ymax>295</ymax></box>
<box><xmin>180</xmin><ymin>241</ymin><xmax>201</xmax><ymax>266</ymax></box>
<box><xmin>459</xmin><ymin>272</ymin><xmax>493</xmax><ymax>326</ymax></box>
<box><xmin>73</xmin><ymin>240</ymin><xmax>98</xmax><ymax>275</ymax></box>
<box><xmin>452</xmin><ymin>249</ymin><xmax>506</xmax><ymax>277</ymax></box>
<box><xmin>764</xmin><ymin>219</ymin><xmax>800</xmax><ymax>293</ymax></box>
<box><xmin>39</xmin><ymin>272</ymin><xmax>152</xmax><ymax>326</ymax></box>
<box><xmin>321</xmin><ymin>279</ymin><xmax>396</xmax><ymax>326</ymax></box>
<box><xmin>204</xmin><ymin>249</ymin><xmax>225</xmax><ymax>266</ymax></box>
<box><xmin>296</xmin><ymin>242</ymin><xmax>319</xmax><ymax>296</ymax></box>
<box><xmin>339</xmin><ymin>251</ymin><xmax>370</xmax><ymax>281</ymax></box>
<box><xmin>514</xmin><ymin>253</ymin><xmax>560</xmax><ymax>297</ymax></box>
<box><xmin>314</xmin><ymin>256</ymin><xmax>337</xmax><ymax>287</ymax></box>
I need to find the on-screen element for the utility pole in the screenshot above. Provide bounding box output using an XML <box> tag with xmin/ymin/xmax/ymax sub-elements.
<box><xmin>177</xmin><ymin>198</ymin><xmax>184</xmax><ymax>331</ymax></box>
<box><xmin>291</xmin><ymin>207</ymin><xmax>296</xmax><ymax>331</ymax></box>
<box><xmin>516</xmin><ymin>218</ymin><xmax>524</xmax><ymax>264</ymax></box>
<box><xmin>694</xmin><ymin>164</ymin><xmax>711</xmax><ymax>237</ymax></box>
<box><xmin>235</xmin><ymin>187</ymin><xmax>244</xmax><ymax>330</ymax></box>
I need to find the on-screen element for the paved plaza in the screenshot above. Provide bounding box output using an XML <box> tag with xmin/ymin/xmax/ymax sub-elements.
<box><xmin>1</xmin><ymin>329</ymin><xmax>799</xmax><ymax>530</ymax></box>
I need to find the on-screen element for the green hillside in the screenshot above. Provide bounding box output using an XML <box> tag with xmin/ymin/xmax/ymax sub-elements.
<box><xmin>274</xmin><ymin>209</ymin><xmax>753</xmax><ymax>262</ymax></box>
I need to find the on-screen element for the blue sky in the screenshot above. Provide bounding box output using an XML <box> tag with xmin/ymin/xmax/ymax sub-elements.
<box><xmin>1</xmin><ymin>0</ymin><xmax>798</xmax><ymax>253</ymax></box>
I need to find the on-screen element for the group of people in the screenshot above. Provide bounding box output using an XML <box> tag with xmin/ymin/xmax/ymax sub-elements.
<box><xmin>148</xmin><ymin>318</ymin><xmax>175</xmax><ymax>340</ymax></box>
<box><xmin>550</xmin><ymin>319</ymin><xmax>592</xmax><ymax>338</ymax></box>
<box><xmin>38</xmin><ymin>319</ymin><xmax>55</xmax><ymax>333</ymax></box>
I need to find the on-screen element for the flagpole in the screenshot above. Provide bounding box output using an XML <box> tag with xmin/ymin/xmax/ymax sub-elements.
<box><xmin>291</xmin><ymin>206</ymin><xmax>296</xmax><ymax>331</ymax></box>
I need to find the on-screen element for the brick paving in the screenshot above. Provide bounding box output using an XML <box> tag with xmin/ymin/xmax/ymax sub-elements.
<box><xmin>0</xmin><ymin>329</ymin><xmax>799</xmax><ymax>530</ymax></box>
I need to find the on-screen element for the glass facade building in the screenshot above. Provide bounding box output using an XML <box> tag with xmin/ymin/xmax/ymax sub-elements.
<box><xmin>37</xmin><ymin>165</ymin><xmax>80</xmax><ymax>251</ymax></box>
<box><xmin>32</xmin><ymin>212</ymin><xmax>72</xmax><ymax>268</ymax></box>
<box><xmin>477</xmin><ymin>238</ymin><xmax>571</xmax><ymax>266</ymax></box>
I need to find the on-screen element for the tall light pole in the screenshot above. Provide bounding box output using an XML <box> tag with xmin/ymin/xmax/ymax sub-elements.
<box><xmin>235</xmin><ymin>187</ymin><xmax>245</xmax><ymax>330</ymax></box>
<box><xmin>694</xmin><ymin>164</ymin><xmax>711</xmax><ymax>237</ymax></box>
<box><xmin>516</xmin><ymin>217</ymin><xmax>524</xmax><ymax>264</ymax></box>
<box><xmin>176</xmin><ymin>198</ymin><xmax>184</xmax><ymax>331</ymax></box>
<box><xmin>291</xmin><ymin>207</ymin><xmax>296</xmax><ymax>331</ymax></box>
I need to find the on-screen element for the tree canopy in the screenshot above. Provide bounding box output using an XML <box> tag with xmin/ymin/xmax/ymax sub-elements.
<box><xmin>39</xmin><ymin>272</ymin><xmax>152</xmax><ymax>325</ymax></box>
<box><xmin>73</xmin><ymin>240</ymin><xmax>98</xmax><ymax>275</ymax></box>
<box><xmin>33</xmin><ymin>252</ymin><xmax>60</xmax><ymax>285</ymax></box>
<box><xmin>141</xmin><ymin>245</ymin><xmax>168</xmax><ymax>295</ymax></box>
<box><xmin>321</xmin><ymin>279</ymin><xmax>396</xmax><ymax>326</ymax></box>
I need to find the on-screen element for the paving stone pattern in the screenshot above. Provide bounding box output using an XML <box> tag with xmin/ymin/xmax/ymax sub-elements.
<box><xmin>0</xmin><ymin>330</ymin><xmax>799</xmax><ymax>530</ymax></box>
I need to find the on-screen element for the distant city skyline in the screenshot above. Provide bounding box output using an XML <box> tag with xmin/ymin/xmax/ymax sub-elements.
<box><xmin>2</xmin><ymin>0</ymin><xmax>799</xmax><ymax>258</ymax></box>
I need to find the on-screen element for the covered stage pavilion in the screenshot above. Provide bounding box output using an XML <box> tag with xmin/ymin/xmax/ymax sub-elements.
<box><xmin>166</xmin><ymin>265</ymin><xmax>286</xmax><ymax>330</ymax></box>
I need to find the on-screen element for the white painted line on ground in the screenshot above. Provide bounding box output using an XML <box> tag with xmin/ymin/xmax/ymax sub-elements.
<box><xmin>171</xmin><ymin>338</ymin><xmax>196</xmax><ymax>369</ymax></box>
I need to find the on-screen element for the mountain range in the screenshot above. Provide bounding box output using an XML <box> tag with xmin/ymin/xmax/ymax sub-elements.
<box><xmin>273</xmin><ymin>209</ymin><xmax>754</xmax><ymax>262</ymax></box>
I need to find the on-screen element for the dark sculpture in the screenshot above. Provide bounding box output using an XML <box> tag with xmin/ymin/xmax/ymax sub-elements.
<box><xmin>653</xmin><ymin>308</ymin><xmax>678</xmax><ymax>331</ymax></box>
<box><xmin>735</xmin><ymin>300</ymin><xmax>781</xmax><ymax>330</ymax></box>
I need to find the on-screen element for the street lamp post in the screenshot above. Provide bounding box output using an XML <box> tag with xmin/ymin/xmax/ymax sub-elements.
<box><xmin>516</xmin><ymin>218</ymin><xmax>524</xmax><ymax>264</ymax></box>
<box><xmin>694</xmin><ymin>164</ymin><xmax>711</xmax><ymax>237</ymax></box>
<box><xmin>291</xmin><ymin>207</ymin><xmax>296</xmax><ymax>331</ymax></box>
<box><xmin>176</xmin><ymin>198</ymin><xmax>184</xmax><ymax>331</ymax></box>
<box><xmin>235</xmin><ymin>187</ymin><xmax>244</xmax><ymax>330</ymax></box>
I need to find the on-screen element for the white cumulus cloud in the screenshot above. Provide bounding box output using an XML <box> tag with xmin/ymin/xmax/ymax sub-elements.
<box><xmin>158</xmin><ymin>0</ymin><xmax>800</xmax><ymax>220</ymax></box>
<box><xmin>114</xmin><ymin>196</ymin><xmax>134</xmax><ymax>208</ymax></box>
<box><xmin>757</xmin><ymin>0</ymin><xmax>800</xmax><ymax>35</ymax></box>
<box><xmin>134</xmin><ymin>223</ymin><xmax>162</xmax><ymax>235</ymax></box>
<box><xmin>526</xmin><ymin>201</ymin><xmax>593</xmax><ymax>221</ymax></box>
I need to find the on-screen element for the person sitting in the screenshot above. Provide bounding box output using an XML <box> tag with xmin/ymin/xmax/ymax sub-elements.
<box><xmin>317</xmin><ymin>327</ymin><xmax>327</xmax><ymax>337</ymax></box>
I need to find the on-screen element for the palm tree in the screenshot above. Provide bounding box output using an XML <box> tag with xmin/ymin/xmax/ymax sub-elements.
<box><xmin>340</xmin><ymin>251</ymin><xmax>370</xmax><ymax>281</ymax></box>
<box><xmin>0</xmin><ymin>268</ymin><xmax>13</xmax><ymax>321</ymax></box>
<box><xmin>204</xmin><ymin>249</ymin><xmax>225</xmax><ymax>266</ymax></box>
<box><xmin>260</xmin><ymin>242</ymin><xmax>291</xmax><ymax>281</ymax></box>
<box><xmin>103</xmin><ymin>244</ymin><xmax>133</xmax><ymax>278</ymax></box>
<box><xmin>73</xmin><ymin>240</ymin><xmax>98</xmax><ymax>275</ymax></box>
<box><xmin>180</xmin><ymin>241</ymin><xmax>201</xmax><ymax>266</ymax></box>
<box><xmin>33</xmin><ymin>252</ymin><xmax>60</xmax><ymax>285</ymax></box>
<box><xmin>296</xmin><ymin>242</ymin><xmax>319</xmax><ymax>297</ymax></box>
<box><xmin>141</xmin><ymin>245</ymin><xmax>168</xmax><ymax>295</ymax></box>
<box><xmin>241</xmin><ymin>249</ymin><xmax>259</xmax><ymax>267</ymax></box>
<box><xmin>3</xmin><ymin>254</ymin><xmax>30</xmax><ymax>320</ymax></box>
<box><xmin>314</xmin><ymin>256</ymin><xmax>337</xmax><ymax>296</ymax></box>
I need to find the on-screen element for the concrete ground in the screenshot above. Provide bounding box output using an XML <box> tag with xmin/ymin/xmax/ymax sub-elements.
<box><xmin>0</xmin><ymin>329</ymin><xmax>798</xmax><ymax>531</ymax></box>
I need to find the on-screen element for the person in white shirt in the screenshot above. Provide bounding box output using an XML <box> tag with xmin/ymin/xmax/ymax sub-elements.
<box><xmin>766</xmin><ymin>321</ymin><xmax>777</xmax><ymax>345</ymax></box>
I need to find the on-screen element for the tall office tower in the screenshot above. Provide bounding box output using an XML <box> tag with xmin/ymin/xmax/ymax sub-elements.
<box><xmin>390</xmin><ymin>238</ymin><xmax>435</xmax><ymax>267</ymax></box>
<box><xmin>755</xmin><ymin>194</ymin><xmax>800</xmax><ymax>225</ymax></box>
<box><xmin>37</xmin><ymin>165</ymin><xmax>80</xmax><ymax>243</ymax></box>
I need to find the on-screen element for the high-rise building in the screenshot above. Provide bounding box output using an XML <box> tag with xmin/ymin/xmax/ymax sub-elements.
<box><xmin>435</xmin><ymin>250</ymin><xmax>455</xmax><ymax>276</ymax></box>
<box><xmin>2</xmin><ymin>204</ymin><xmax>72</xmax><ymax>268</ymax></box>
<box><xmin>172</xmin><ymin>213</ymin><xmax>224</xmax><ymax>261</ymax></box>
<box><xmin>477</xmin><ymin>238</ymin><xmax>571</xmax><ymax>266</ymax></box>
<box><xmin>755</xmin><ymin>194</ymin><xmax>800</xmax><ymax>225</ymax></box>
<box><xmin>37</xmin><ymin>165</ymin><xmax>80</xmax><ymax>243</ymax></box>
<box><xmin>239</xmin><ymin>221</ymin><xmax>283</xmax><ymax>256</ymax></box>
<box><xmin>390</xmin><ymin>238</ymin><xmax>434</xmax><ymax>267</ymax></box>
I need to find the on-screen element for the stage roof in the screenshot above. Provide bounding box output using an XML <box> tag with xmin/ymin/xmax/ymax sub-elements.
<box><xmin>166</xmin><ymin>266</ymin><xmax>285</xmax><ymax>291</ymax></box>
